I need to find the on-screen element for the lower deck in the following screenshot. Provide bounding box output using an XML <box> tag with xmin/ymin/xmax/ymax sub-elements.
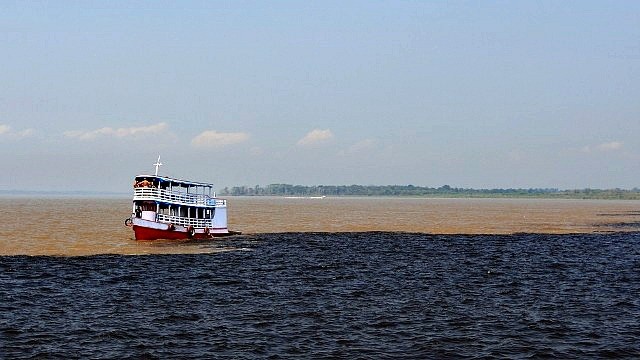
<box><xmin>133</xmin><ymin>199</ymin><xmax>228</xmax><ymax>232</ymax></box>
<box><xmin>129</xmin><ymin>217</ymin><xmax>232</xmax><ymax>240</ymax></box>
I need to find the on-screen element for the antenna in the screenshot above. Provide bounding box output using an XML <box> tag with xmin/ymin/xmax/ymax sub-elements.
<box><xmin>153</xmin><ymin>155</ymin><xmax>163</xmax><ymax>176</ymax></box>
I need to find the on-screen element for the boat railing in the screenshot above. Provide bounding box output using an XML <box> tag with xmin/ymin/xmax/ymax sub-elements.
<box><xmin>134</xmin><ymin>187</ymin><xmax>226</xmax><ymax>206</ymax></box>
<box><xmin>156</xmin><ymin>214</ymin><xmax>212</xmax><ymax>228</ymax></box>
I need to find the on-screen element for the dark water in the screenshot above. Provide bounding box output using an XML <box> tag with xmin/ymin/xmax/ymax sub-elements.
<box><xmin>2</xmin><ymin>232</ymin><xmax>639</xmax><ymax>359</ymax></box>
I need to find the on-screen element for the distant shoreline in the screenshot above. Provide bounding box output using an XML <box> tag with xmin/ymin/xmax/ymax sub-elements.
<box><xmin>222</xmin><ymin>194</ymin><xmax>640</xmax><ymax>200</ymax></box>
<box><xmin>220</xmin><ymin>184</ymin><xmax>640</xmax><ymax>200</ymax></box>
<box><xmin>2</xmin><ymin>187</ymin><xmax>640</xmax><ymax>201</ymax></box>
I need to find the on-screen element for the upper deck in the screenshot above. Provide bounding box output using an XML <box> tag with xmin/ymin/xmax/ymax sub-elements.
<box><xmin>135</xmin><ymin>174</ymin><xmax>215</xmax><ymax>189</ymax></box>
<box><xmin>133</xmin><ymin>175</ymin><xmax>226</xmax><ymax>207</ymax></box>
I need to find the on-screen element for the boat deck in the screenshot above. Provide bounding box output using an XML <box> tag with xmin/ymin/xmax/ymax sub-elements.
<box><xmin>133</xmin><ymin>187</ymin><xmax>226</xmax><ymax>207</ymax></box>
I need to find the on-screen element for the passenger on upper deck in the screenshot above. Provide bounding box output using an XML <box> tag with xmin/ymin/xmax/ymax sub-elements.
<box><xmin>134</xmin><ymin>179</ymin><xmax>154</xmax><ymax>188</ymax></box>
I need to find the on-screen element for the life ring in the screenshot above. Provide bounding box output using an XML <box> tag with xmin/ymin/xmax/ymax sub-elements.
<box><xmin>124</xmin><ymin>218</ymin><xmax>132</xmax><ymax>227</ymax></box>
<box><xmin>187</xmin><ymin>226</ymin><xmax>195</xmax><ymax>238</ymax></box>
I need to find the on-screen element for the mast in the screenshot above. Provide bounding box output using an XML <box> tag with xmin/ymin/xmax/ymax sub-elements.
<box><xmin>153</xmin><ymin>155</ymin><xmax>163</xmax><ymax>176</ymax></box>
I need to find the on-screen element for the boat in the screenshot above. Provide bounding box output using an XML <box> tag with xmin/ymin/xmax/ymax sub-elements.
<box><xmin>125</xmin><ymin>157</ymin><xmax>238</xmax><ymax>240</ymax></box>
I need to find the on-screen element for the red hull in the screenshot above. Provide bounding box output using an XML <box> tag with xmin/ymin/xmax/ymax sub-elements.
<box><xmin>132</xmin><ymin>225</ymin><xmax>231</xmax><ymax>241</ymax></box>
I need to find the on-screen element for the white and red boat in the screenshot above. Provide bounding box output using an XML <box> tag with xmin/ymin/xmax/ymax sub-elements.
<box><xmin>125</xmin><ymin>157</ymin><xmax>237</xmax><ymax>240</ymax></box>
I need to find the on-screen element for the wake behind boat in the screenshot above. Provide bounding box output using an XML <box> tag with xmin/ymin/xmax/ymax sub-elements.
<box><xmin>124</xmin><ymin>157</ymin><xmax>239</xmax><ymax>240</ymax></box>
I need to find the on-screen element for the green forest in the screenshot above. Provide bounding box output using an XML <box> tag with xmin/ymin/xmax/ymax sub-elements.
<box><xmin>219</xmin><ymin>184</ymin><xmax>640</xmax><ymax>200</ymax></box>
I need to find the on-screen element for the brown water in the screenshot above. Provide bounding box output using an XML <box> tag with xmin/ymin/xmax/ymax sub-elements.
<box><xmin>1</xmin><ymin>196</ymin><xmax>639</xmax><ymax>256</ymax></box>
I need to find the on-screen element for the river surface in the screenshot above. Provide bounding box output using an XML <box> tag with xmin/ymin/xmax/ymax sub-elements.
<box><xmin>1</xmin><ymin>196</ymin><xmax>640</xmax><ymax>256</ymax></box>
<box><xmin>1</xmin><ymin>196</ymin><xmax>639</xmax><ymax>358</ymax></box>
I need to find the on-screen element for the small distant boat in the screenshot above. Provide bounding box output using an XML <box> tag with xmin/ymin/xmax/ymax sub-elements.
<box><xmin>124</xmin><ymin>157</ymin><xmax>239</xmax><ymax>240</ymax></box>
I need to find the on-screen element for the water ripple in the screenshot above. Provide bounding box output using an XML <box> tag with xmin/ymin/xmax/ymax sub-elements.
<box><xmin>1</xmin><ymin>232</ymin><xmax>639</xmax><ymax>359</ymax></box>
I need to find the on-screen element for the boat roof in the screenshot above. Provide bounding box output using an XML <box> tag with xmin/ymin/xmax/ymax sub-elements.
<box><xmin>135</xmin><ymin>174</ymin><xmax>214</xmax><ymax>188</ymax></box>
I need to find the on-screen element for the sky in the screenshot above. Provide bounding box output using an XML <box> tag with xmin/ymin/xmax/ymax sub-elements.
<box><xmin>1</xmin><ymin>1</ymin><xmax>639</xmax><ymax>192</ymax></box>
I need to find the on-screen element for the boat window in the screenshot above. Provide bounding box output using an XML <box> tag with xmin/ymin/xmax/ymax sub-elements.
<box><xmin>141</xmin><ymin>202</ymin><xmax>156</xmax><ymax>211</ymax></box>
<box><xmin>157</xmin><ymin>204</ymin><xmax>169</xmax><ymax>215</ymax></box>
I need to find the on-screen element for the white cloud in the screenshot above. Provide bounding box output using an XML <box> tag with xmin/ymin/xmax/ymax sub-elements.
<box><xmin>0</xmin><ymin>124</ymin><xmax>34</xmax><ymax>139</ymax></box>
<box><xmin>64</xmin><ymin>122</ymin><xmax>168</xmax><ymax>140</ymax></box>
<box><xmin>348</xmin><ymin>138</ymin><xmax>376</xmax><ymax>153</ymax></box>
<box><xmin>580</xmin><ymin>141</ymin><xmax>625</xmax><ymax>153</ymax></box>
<box><xmin>339</xmin><ymin>138</ymin><xmax>377</xmax><ymax>156</ymax></box>
<box><xmin>297</xmin><ymin>129</ymin><xmax>334</xmax><ymax>146</ymax></box>
<box><xmin>596</xmin><ymin>141</ymin><xmax>623</xmax><ymax>152</ymax></box>
<box><xmin>191</xmin><ymin>130</ymin><xmax>250</xmax><ymax>148</ymax></box>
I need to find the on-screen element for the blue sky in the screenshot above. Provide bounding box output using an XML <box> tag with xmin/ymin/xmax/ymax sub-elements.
<box><xmin>1</xmin><ymin>1</ymin><xmax>639</xmax><ymax>192</ymax></box>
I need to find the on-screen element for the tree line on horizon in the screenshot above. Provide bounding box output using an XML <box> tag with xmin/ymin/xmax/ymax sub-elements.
<box><xmin>219</xmin><ymin>184</ymin><xmax>640</xmax><ymax>200</ymax></box>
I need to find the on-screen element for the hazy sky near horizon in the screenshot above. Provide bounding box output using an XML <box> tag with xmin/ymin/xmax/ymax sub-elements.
<box><xmin>1</xmin><ymin>1</ymin><xmax>639</xmax><ymax>192</ymax></box>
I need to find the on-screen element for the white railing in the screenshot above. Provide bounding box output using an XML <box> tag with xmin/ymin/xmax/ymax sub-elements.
<box><xmin>133</xmin><ymin>187</ymin><xmax>226</xmax><ymax>207</ymax></box>
<box><xmin>156</xmin><ymin>214</ymin><xmax>212</xmax><ymax>228</ymax></box>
